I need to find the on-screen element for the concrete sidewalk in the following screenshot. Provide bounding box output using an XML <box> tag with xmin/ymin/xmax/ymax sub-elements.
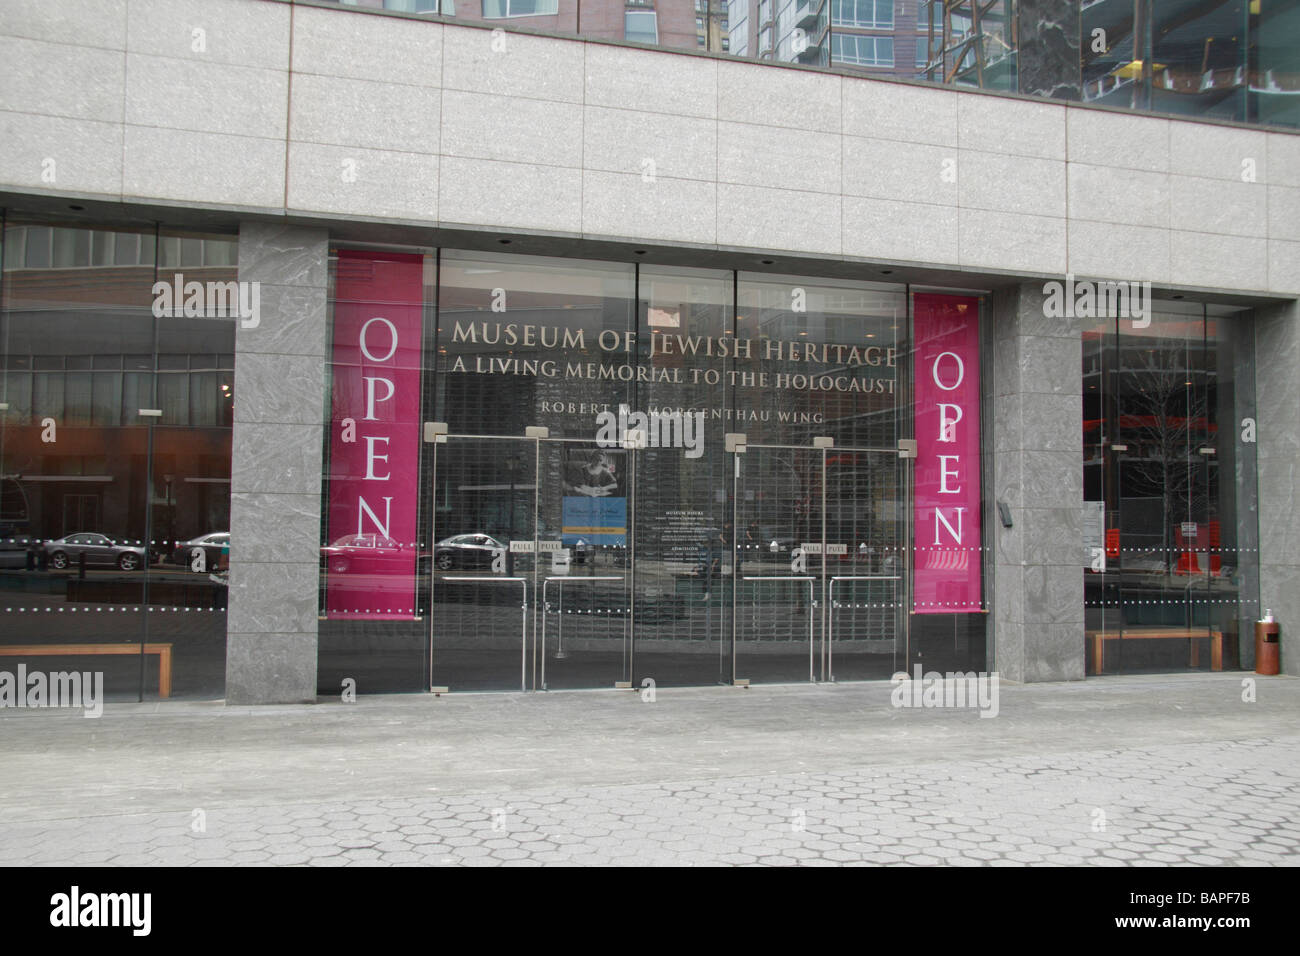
<box><xmin>2</xmin><ymin>674</ymin><xmax>1298</xmax><ymax>865</ymax></box>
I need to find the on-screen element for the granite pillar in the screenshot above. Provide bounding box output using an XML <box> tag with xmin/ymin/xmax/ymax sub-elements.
<box><xmin>989</xmin><ymin>283</ymin><xmax>1085</xmax><ymax>682</ymax></box>
<box><xmin>225</xmin><ymin>223</ymin><xmax>330</xmax><ymax>703</ymax></box>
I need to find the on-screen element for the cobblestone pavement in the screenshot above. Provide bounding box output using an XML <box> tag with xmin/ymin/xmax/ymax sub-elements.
<box><xmin>3</xmin><ymin>675</ymin><xmax>1299</xmax><ymax>866</ymax></box>
<box><xmin>4</xmin><ymin>736</ymin><xmax>1300</xmax><ymax>866</ymax></box>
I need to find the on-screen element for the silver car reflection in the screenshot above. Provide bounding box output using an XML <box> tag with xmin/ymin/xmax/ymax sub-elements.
<box><xmin>44</xmin><ymin>533</ymin><xmax>149</xmax><ymax>571</ymax></box>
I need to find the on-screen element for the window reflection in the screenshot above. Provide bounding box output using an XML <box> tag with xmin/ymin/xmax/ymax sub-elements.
<box><xmin>1082</xmin><ymin>300</ymin><xmax>1259</xmax><ymax>674</ymax></box>
<box><xmin>0</xmin><ymin>220</ymin><xmax>235</xmax><ymax>700</ymax></box>
<box><xmin>307</xmin><ymin>0</ymin><xmax>1296</xmax><ymax>127</ymax></box>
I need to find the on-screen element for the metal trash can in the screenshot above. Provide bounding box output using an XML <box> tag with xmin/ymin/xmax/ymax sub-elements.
<box><xmin>1255</xmin><ymin>621</ymin><xmax>1280</xmax><ymax>676</ymax></box>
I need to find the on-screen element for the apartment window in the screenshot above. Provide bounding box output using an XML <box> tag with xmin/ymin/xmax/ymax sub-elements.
<box><xmin>832</xmin><ymin>33</ymin><xmax>893</xmax><ymax>66</ymax></box>
<box><xmin>831</xmin><ymin>0</ymin><xmax>893</xmax><ymax>29</ymax></box>
<box><xmin>625</xmin><ymin>10</ymin><xmax>659</xmax><ymax>43</ymax></box>
<box><xmin>918</xmin><ymin>0</ymin><xmax>933</xmax><ymax>30</ymax></box>
<box><xmin>759</xmin><ymin>25</ymin><xmax>773</xmax><ymax>52</ymax></box>
<box><xmin>759</xmin><ymin>0</ymin><xmax>771</xmax><ymax>24</ymax></box>
<box><xmin>382</xmin><ymin>0</ymin><xmax>445</xmax><ymax>11</ymax></box>
<box><xmin>483</xmin><ymin>0</ymin><xmax>558</xmax><ymax>17</ymax></box>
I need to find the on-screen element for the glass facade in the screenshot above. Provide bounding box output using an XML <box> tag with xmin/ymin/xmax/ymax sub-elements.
<box><xmin>0</xmin><ymin>216</ymin><xmax>1267</xmax><ymax>699</ymax></box>
<box><xmin>0</xmin><ymin>218</ymin><xmax>235</xmax><ymax>701</ymax></box>
<box><xmin>310</xmin><ymin>0</ymin><xmax>1300</xmax><ymax>129</ymax></box>
<box><xmin>1082</xmin><ymin>299</ymin><xmax>1260</xmax><ymax>673</ymax></box>
<box><xmin>1083</xmin><ymin>0</ymin><xmax>1300</xmax><ymax>129</ymax></box>
<box><xmin>318</xmin><ymin>247</ymin><xmax>993</xmax><ymax>694</ymax></box>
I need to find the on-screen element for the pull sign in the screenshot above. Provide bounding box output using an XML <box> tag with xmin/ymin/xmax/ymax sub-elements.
<box><xmin>801</xmin><ymin>542</ymin><xmax>824</xmax><ymax>555</ymax></box>
<box><xmin>509</xmin><ymin>540</ymin><xmax>535</xmax><ymax>553</ymax></box>
<box><xmin>826</xmin><ymin>543</ymin><xmax>848</xmax><ymax>556</ymax></box>
<box><xmin>537</xmin><ymin>540</ymin><xmax>564</xmax><ymax>553</ymax></box>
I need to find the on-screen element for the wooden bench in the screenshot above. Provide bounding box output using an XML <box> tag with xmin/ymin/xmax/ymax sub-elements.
<box><xmin>1086</xmin><ymin>628</ymin><xmax>1223</xmax><ymax>675</ymax></box>
<box><xmin>0</xmin><ymin>644</ymin><xmax>173</xmax><ymax>698</ymax></box>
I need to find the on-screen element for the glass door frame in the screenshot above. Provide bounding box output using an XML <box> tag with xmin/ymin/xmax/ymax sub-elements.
<box><xmin>728</xmin><ymin>437</ymin><xmax>909</xmax><ymax>685</ymax></box>
<box><xmin>425</xmin><ymin>426</ymin><xmax>635</xmax><ymax>692</ymax></box>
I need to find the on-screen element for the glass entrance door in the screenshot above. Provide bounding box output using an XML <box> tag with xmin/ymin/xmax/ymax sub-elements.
<box><xmin>429</xmin><ymin>435</ymin><xmax>537</xmax><ymax>691</ymax></box>
<box><xmin>428</xmin><ymin>434</ymin><xmax>632</xmax><ymax>691</ymax></box>
<box><xmin>732</xmin><ymin>442</ymin><xmax>906</xmax><ymax>684</ymax></box>
<box><xmin>536</xmin><ymin>437</ymin><xmax>631</xmax><ymax>690</ymax></box>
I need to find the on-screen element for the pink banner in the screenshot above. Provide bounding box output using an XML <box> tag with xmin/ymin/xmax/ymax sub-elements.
<box><xmin>325</xmin><ymin>251</ymin><xmax>424</xmax><ymax>619</ymax></box>
<box><xmin>912</xmin><ymin>294</ymin><xmax>982</xmax><ymax>613</ymax></box>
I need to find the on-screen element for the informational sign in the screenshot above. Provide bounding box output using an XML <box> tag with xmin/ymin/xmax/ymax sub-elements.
<box><xmin>561</xmin><ymin>447</ymin><xmax>627</xmax><ymax>547</ymax></box>
<box><xmin>912</xmin><ymin>294</ymin><xmax>983</xmax><ymax>613</ymax></box>
<box><xmin>325</xmin><ymin>251</ymin><xmax>424</xmax><ymax>619</ymax></box>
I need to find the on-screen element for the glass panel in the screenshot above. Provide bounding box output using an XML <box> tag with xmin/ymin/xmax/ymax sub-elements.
<box><xmin>632</xmin><ymin>266</ymin><xmax>733</xmax><ymax>687</ymax></box>
<box><xmin>1252</xmin><ymin>0</ymin><xmax>1300</xmax><ymax>127</ymax></box>
<box><xmin>1084</xmin><ymin>298</ymin><xmax>1256</xmax><ymax>676</ymax></box>
<box><xmin>734</xmin><ymin>446</ymin><xmax>821</xmax><ymax>683</ymax></box>
<box><xmin>430</xmin><ymin>436</ymin><xmax>537</xmax><ymax>691</ymax></box>
<box><xmin>537</xmin><ymin>438</ymin><xmax>631</xmax><ymax>690</ymax></box>
<box><xmin>733</xmin><ymin>273</ymin><xmax>912</xmax><ymax>682</ymax></box>
<box><xmin>625</xmin><ymin>11</ymin><xmax>659</xmax><ymax>44</ymax></box>
<box><xmin>1</xmin><ymin>222</ymin><xmax>157</xmax><ymax>701</ymax></box>
<box><xmin>1205</xmin><ymin>305</ymin><xmax>1259</xmax><ymax>667</ymax></box>
<box><xmin>306</xmin><ymin>0</ymin><xmax>1298</xmax><ymax>128</ymax></box>
<box><xmin>483</xmin><ymin>0</ymin><xmax>560</xmax><ymax>18</ymax></box>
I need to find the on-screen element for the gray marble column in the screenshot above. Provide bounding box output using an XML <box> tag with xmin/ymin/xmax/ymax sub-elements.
<box><xmin>226</xmin><ymin>223</ymin><xmax>330</xmax><ymax>704</ymax></box>
<box><xmin>1255</xmin><ymin>300</ymin><xmax>1300</xmax><ymax>676</ymax></box>
<box><xmin>989</xmin><ymin>284</ymin><xmax>1085</xmax><ymax>682</ymax></box>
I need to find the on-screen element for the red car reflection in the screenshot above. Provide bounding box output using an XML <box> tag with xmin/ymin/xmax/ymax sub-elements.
<box><xmin>321</xmin><ymin>534</ymin><xmax>428</xmax><ymax>575</ymax></box>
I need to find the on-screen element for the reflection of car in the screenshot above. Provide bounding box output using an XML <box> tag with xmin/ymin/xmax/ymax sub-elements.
<box><xmin>0</xmin><ymin>535</ymin><xmax>35</xmax><ymax>569</ymax></box>
<box><xmin>434</xmin><ymin>533</ymin><xmax>506</xmax><ymax>571</ymax></box>
<box><xmin>171</xmin><ymin>532</ymin><xmax>229</xmax><ymax>570</ymax></box>
<box><xmin>44</xmin><ymin>533</ymin><xmax>149</xmax><ymax>571</ymax></box>
<box><xmin>0</xmin><ymin>478</ymin><xmax>33</xmax><ymax>568</ymax></box>
<box><xmin>321</xmin><ymin>534</ymin><xmax>427</xmax><ymax>575</ymax></box>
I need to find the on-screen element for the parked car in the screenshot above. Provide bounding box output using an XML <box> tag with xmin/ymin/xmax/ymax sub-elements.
<box><xmin>44</xmin><ymin>533</ymin><xmax>149</xmax><ymax>571</ymax></box>
<box><xmin>170</xmin><ymin>532</ymin><xmax>230</xmax><ymax>570</ymax></box>
<box><xmin>321</xmin><ymin>534</ymin><xmax>427</xmax><ymax>575</ymax></box>
<box><xmin>434</xmin><ymin>533</ymin><xmax>507</xmax><ymax>571</ymax></box>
